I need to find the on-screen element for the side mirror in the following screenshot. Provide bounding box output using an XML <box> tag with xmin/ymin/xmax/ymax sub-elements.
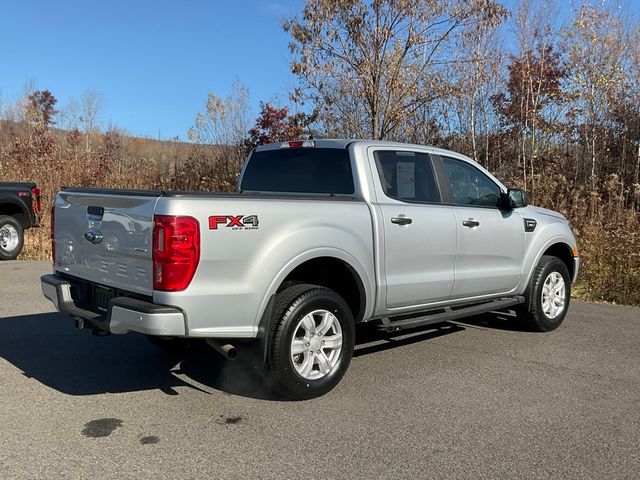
<box><xmin>504</xmin><ymin>188</ymin><xmax>528</xmax><ymax>209</ymax></box>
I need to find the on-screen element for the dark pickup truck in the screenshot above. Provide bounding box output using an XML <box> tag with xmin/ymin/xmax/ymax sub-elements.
<box><xmin>0</xmin><ymin>182</ymin><xmax>41</xmax><ymax>260</ymax></box>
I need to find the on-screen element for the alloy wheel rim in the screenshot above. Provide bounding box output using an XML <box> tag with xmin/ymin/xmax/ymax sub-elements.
<box><xmin>541</xmin><ymin>271</ymin><xmax>566</xmax><ymax>320</ymax></box>
<box><xmin>290</xmin><ymin>309</ymin><xmax>343</xmax><ymax>381</ymax></box>
<box><xmin>0</xmin><ymin>224</ymin><xmax>19</xmax><ymax>252</ymax></box>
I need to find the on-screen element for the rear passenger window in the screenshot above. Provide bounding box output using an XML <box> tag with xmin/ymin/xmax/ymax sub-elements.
<box><xmin>374</xmin><ymin>151</ymin><xmax>439</xmax><ymax>203</ymax></box>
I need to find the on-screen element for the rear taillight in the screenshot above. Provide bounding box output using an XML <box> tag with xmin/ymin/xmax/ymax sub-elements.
<box><xmin>50</xmin><ymin>205</ymin><xmax>55</xmax><ymax>263</ymax></box>
<box><xmin>152</xmin><ymin>215</ymin><xmax>200</xmax><ymax>291</ymax></box>
<box><xmin>31</xmin><ymin>187</ymin><xmax>41</xmax><ymax>215</ymax></box>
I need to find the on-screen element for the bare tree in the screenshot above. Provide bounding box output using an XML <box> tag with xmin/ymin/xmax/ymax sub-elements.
<box><xmin>631</xmin><ymin>27</ymin><xmax>640</xmax><ymax>187</ymax></box>
<box><xmin>80</xmin><ymin>90</ymin><xmax>104</xmax><ymax>154</ymax></box>
<box><xmin>61</xmin><ymin>90</ymin><xmax>104</xmax><ymax>155</ymax></box>
<box><xmin>443</xmin><ymin>7</ymin><xmax>506</xmax><ymax>165</ymax></box>
<box><xmin>188</xmin><ymin>78</ymin><xmax>250</xmax><ymax>147</ymax></box>
<box><xmin>61</xmin><ymin>98</ymin><xmax>81</xmax><ymax>131</ymax></box>
<box><xmin>185</xmin><ymin>79</ymin><xmax>251</xmax><ymax>190</ymax></box>
<box><xmin>492</xmin><ymin>0</ymin><xmax>566</xmax><ymax>190</ymax></box>
<box><xmin>564</xmin><ymin>0</ymin><xmax>626</xmax><ymax>186</ymax></box>
<box><xmin>285</xmin><ymin>0</ymin><xmax>507</xmax><ymax>140</ymax></box>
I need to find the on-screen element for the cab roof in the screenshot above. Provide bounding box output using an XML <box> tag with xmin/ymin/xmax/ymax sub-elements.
<box><xmin>253</xmin><ymin>139</ymin><xmax>474</xmax><ymax>163</ymax></box>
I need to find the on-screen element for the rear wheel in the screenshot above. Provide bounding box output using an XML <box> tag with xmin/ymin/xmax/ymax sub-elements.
<box><xmin>0</xmin><ymin>215</ymin><xmax>24</xmax><ymax>261</ymax></box>
<box><xmin>517</xmin><ymin>255</ymin><xmax>571</xmax><ymax>332</ymax></box>
<box><xmin>267</xmin><ymin>284</ymin><xmax>354</xmax><ymax>400</ymax></box>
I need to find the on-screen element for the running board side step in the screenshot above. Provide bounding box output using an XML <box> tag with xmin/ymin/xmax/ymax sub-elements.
<box><xmin>378</xmin><ymin>296</ymin><xmax>525</xmax><ymax>332</ymax></box>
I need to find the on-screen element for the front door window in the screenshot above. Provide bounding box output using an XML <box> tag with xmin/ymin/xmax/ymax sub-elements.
<box><xmin>442</xmin><ymin>157</ymin><xmax>500</xmax><ymax>207</ymax></box>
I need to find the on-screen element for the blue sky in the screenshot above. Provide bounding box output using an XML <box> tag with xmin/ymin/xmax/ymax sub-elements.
<box><xmin>0</xmin><ymin>0</ymin><xmax>304</xmax><ymax>139</ymax></box>
<box><xmin>0</xmin><ymin>0</ymin><xmax>637</xmax><ymax>140</ymax></box>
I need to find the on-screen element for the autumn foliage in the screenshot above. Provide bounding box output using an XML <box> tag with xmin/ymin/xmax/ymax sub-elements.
<box><xmin>245</xmin><ymin>103</ymin><xmax>309</xmax><ymax>149</ymax></box>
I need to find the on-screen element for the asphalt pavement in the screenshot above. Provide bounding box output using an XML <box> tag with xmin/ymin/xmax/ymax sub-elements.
<box><xmin>0</xmin><ymin>260</ymin><xmax>638</xmax><ymax>479</ymax></box>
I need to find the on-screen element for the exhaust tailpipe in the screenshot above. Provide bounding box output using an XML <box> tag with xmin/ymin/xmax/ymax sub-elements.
<box><xmin>206</xmin><ymin>339</ymin><xmax>238</xmax><ymax>360</ymax></box>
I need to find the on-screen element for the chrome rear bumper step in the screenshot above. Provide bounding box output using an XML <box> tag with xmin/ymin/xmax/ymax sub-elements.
<box><xmin>41</xmin><ymin>274</ymin><xmax>186</xmax><ymax>336</ymax></box>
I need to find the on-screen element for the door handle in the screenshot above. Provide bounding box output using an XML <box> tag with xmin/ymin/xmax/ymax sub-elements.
<box><xmin>462</xmin><ymin>219</ymin><xmax>480</xmax><ymax>228</ymax></box>
<box><xmin>391</xmin><ymin>217</ymin><xmax>413</xmax><ymax>226</ymax></box>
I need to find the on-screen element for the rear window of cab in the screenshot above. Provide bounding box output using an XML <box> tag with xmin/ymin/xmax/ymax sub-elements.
<box><xmin>240</xmin><ymin>148</ymin><xmax>355</xmax><ymax>195</ymax></box>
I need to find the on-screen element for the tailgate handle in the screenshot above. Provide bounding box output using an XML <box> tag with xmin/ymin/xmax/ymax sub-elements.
<box><xmin>87</xmin><ymin>206</ymin><xmax>104</xmax><ymax>221</ymax></box>
<box><xmin>84</xmin><ymin>228</ymin><xmax>104</xmax><ymax>244</ymax></box>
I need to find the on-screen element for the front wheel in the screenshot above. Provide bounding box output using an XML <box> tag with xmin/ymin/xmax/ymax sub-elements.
<box><xmin>0</xmin><ymin>215</ymin><xmax>24</xmax><ymax>261</ymax></box>
<box><xmin>267</xmin><ymin>284</ymin><xmax>355</xmax><ymax>400</ymax></box>
<box><xmin>517</xmin><ymin>255</ymin><xmax>571</xmax><ymax>332</ymax></box>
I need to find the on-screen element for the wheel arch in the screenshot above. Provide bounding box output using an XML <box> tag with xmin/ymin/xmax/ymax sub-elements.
<box><xmin>523</xmin><ymin>239</ymin><xmax>576</xmax><ymax>293</ymax></box>
<box><xmin>255</xmin><ymin>250</ymin><xmax>372</xmax><ymax>361</ymax></box>
<box><xmin>276</xmin><ymin>256</ymin><xmax>367</xmax><ymax>323</ymax></box>
<box><xmin>264</xmin><ymin>251</ymin><xmax>370</xmax><ymax>323</ymax></box>
<box><xmin>0</xmin><ymin>201</ymin><xmax>29</xmax><ymax>228</ymax></box>
<box><xmin>542</xmin><ymin>242</ymin><xmax>575</xmax><ymax>280</ymax></box>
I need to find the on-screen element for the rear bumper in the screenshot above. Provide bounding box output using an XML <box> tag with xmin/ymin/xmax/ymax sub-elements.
<box><xmin>41</xmin><ymin>274</ymin><xmax>186</xmax><ymax>336</ymax></box>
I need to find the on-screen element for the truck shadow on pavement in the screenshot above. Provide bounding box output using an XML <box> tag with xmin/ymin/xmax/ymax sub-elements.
<box><xmin>0</xmin><ymin>310</ymin><xmax>529</xmax><ymax>401</ymax></box>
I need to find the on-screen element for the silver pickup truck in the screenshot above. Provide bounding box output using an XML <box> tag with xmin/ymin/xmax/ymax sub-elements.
<box><xmin>41</xmin><ymin>140</ymin><xmax>578</xmax><ymax>399</ymax></box>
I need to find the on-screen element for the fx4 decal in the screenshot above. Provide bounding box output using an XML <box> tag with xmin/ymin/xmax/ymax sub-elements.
<box><xmin>209</xmin><ymin>215</ymin><xmax>259</xmax><ymax>230</ymax></box>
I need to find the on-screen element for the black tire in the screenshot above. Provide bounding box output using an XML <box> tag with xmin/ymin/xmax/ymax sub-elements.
<box><xmin>145</xmin><ymin>335</ymin><xmax>191</xmax><ymax>354</ymax></box>
<box><xmin>267</xmin><ymin>284</ymin><xmax>355</xmax><ymax>400</ymax></box>
<box><xmin>517</xmin><ymin>255</ymin><xmax>571</xmax><ymax>332</ymax></box>
<box><xmin>0</xmin><ymin>215</ymin><xmax>24</xmax><ymax>260</ymax></box>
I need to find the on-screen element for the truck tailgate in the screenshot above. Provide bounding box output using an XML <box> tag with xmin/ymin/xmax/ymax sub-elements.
<box><xmin>53</xmin><ymin>190</ymin><xmax>159</xmax><ymax>296</ymax></box>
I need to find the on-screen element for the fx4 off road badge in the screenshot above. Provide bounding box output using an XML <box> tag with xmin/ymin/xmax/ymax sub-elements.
<box><xmin>209</xmin><ymin>215</ymin><xmax>259</xmax><ymax>230</ymax></box>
